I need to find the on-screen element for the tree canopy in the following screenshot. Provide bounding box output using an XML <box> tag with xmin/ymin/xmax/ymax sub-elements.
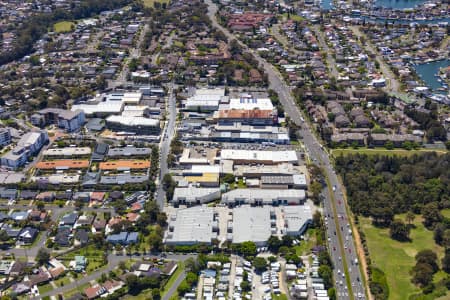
<box><xmin>336</xmin><ymin>153</ymin><xmax>450</xmax><ymax>221</ymax></box>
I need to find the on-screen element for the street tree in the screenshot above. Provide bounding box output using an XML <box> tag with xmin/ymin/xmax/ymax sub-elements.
<box><xmin>267</xmin><ymin>236</ymin><xmax>282</xmax><ymax>253</ymax></box>
<box><xmin>239</xmin><ymin>241</ymin><xmax>257</xmax><ymax>258</ymax></box>
<box><xmin>253</xmin><ymin>257</ymin><xmax>267</xmax><ymax>272</ymax></box>
<box><xmin>36</xmin><ymin>248</ymin><xmax>50</xmax><ymax>265</ymax></box>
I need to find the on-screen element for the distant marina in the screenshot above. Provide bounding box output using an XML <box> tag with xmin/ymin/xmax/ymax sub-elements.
<box><xmin>373</xmin><ymin>0</ymin><xmax>426</xmax><ymax>9</ymax></box>
<box><xmin>413</xmin><ymin>59</ymin><xmax>450</xmax><ymax>94</ymax></box>
<box><xmin>320</xmin><ymin>0</ymin><xmax>333</xmax><ymax>10</ymax></box>
<box><xmin>360</xmin><ymin>15</ymin><xmax>450</xmax><ymax>25</ymax></box>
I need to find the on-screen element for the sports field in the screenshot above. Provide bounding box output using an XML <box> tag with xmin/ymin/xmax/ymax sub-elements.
<box><xmin>360</xmin><ymin>215</ymin><xmax>445</xmax><ymax>300</ymax></box>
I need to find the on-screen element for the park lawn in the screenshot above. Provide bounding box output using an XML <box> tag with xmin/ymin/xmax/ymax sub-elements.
<box><xmin>169</xmin><ymin>293</ymin><xmax>179</xmax><ymax>300</ymax></box>
<box><xmin>360</xmin><ymin>215</ymin><xmax>444</xmax><ymax>300</ymax></box>
<box><xmin>161</xmin><ymin>261</ymin><xmax>185</xmax><ymax>298</ymax></box>
<box><xmin>62</xmin><ymin>282</ymin><xmax>90</xmax><ymax>298</ymax></box>
<box><xmin>173</xmin><ymin>41</ymin><xmax>184</xmax><ymax>48</ymax></box>
<box><xmin>294</xmin><ymin>228</ymin><xmax>316</xmax><ymax>256</ymax></box>
<box><xmin>271</xmin><ymin>293</ymin><xmax>288</xmax><ymax>300</ymax></box>
<box><xmin>281</xmin><ymin>13</ymin><xmax>304</xmax><ymax>22</ymax></box>
<box><xmin>53</xmin><ymin>275</ymin><xmax>72</xmax><ymax>288</ymax></box>
<box><xmin>331</xmin><ymin>148</ymin><xmax>447</xmax><ymax>157</ymax></box>
<box><xmin>237</xmin><ymin>178</ymin><xmax>247</xmax><ymax>188</ymax></box>
<box><xmin>86</xmin><ymin>258</ymin><xmax>104</xmax><ymax>273</ymax></box>
<box><xmin>441</xmin><ymin>209</ymin><xmax>450</xmax><ymax>219</ymax></box>
<box><xmin>142</xmin><ymin>0</ymin><xmax>170</xmax><ymax>8</ymax></box>
<box><xmin>58</xmin><ymin>244</ymin><xmax>106</xmax><ymax>273</ymax></box>
<box><xmin>123</xmin><ymin>290</ymin><xmax>152</xmax><ymax>300</ymax></box>
<box><xmin>54</xmin><ymin>21</ymin><xmax>75</xmax><ymax>33</ymax></box>
<box><xmin>38</xmin><ymin>283</ymin><xmax>54</xmax><ymax>295</ymax></box>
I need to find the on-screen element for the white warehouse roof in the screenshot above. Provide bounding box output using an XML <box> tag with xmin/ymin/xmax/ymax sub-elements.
<box><xmin>43</xmin><ymin>147</ymin><xmax>91</xmax><ymax>157</ymax></box>
<box><xmin>222</xmin><ymin>189</ymin><xmax>306</xmax><ymax>205</ymax></box>
<box><xmin>106</xmin><ymin>115</ymin><xmax>160</xmax><ymax>127</ymax></box>
<box><xmin>231</xmin><ymin>206</ymin><xmax>273</xmax><ymax>244</ymax></box>
<box><xmin>227</xmin><ymin>96</ymin><xmax>274</xmax><ymax>110</ymax></box>
<box><xmin>185</xmin><ymin>88</ymin><xmax>226</xmax><ymax>110</ymax></box>
<box><xmin>72</xmin><ymin>101</ymin><xmax>124</xmax><ymax>115</ymax></box>
<box><xmin>172</xmin><ymin>187</ymin><xmax>221</xmax><ymax>204</ymax></box>
<box><xmin>220</xmin><ymin>149</ymin><xmax>298</xmax><ymax>164</ymax></box>
<box><xmin>283</xmin><ymin>205</ymin><xmax>313</xmax><ymax>236</ymax></box>
<box><xmin>165</xmin><ymin>206</ymin><xmax>217</xmax><ymax>245</ymax></box>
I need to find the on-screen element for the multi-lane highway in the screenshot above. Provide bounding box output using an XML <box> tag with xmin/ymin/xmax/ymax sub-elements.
<box><xmin>204</xmin><ymin>0</ymin><xmax>367</xmax><ymax>298</ymax></box>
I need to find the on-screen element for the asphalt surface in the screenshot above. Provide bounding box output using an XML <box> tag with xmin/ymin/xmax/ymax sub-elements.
<box><xmin>205</xmin><ymin>1</ymin><xmax>366</xmax><ymax>298</ymax></box>
<box><xmin>156</xmin><ymin>82</ymin><xmax>177</xmax><ymax>209</ymax></box>
<box><xmin>162</xmin><ymin>269</ymin><xmax>186</xmax><ymax>300</ymax></box>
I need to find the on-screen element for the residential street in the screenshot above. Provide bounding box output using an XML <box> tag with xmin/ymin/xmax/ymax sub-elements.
<box><xmin>32</xmin><ymin>253</ymin><xmax>194</xmax><ymax>299</ymax></box>
<box><xmin>350</xmin><ymin>26</ymin><xmax>400</xmax><ymax>92</ymax></box>
<box><xmin>312</xmin><ymin>25</ymin><xmax>339</xmax><ymax>79</ymax></box>
<box><xmin>7</xmin><ymin>205</ymin><xmax>115</xmax><ymax>259</ymax></box>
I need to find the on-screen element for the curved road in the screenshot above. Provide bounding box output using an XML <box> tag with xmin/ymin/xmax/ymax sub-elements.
<box><xmin>204</xmin><ymin>1</ymin><xmax>367</xmax><ymax>299</ymax></box>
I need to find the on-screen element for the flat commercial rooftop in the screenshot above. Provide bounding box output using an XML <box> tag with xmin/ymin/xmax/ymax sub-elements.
<box><xmin>106</xmin><ymin>115</ymin><xmax>160</xmax><ymax>127</ymax></box>
<box><xmin>72</xmin><ymin>102</ymin><xmax>124</xmax><ymax>115</ymax></box>
<box><xmin>107</xmin><ymin>147</ymin><xmax>151</xmax><ymax>157</ymax></box>
<box><xmin>231</xmin><ymin>206</ymin><xmax>272</xmax><ymax>244</ymax></box>
<box><xmin>222</xmin><ymin>189</ymin><xmax>306</xmax><ymax>205</ymax></box>
<box><xmin>36</xmin><ymin>160</ymin><xmax>90</xmax><ymax>170</ymax></box>
<box><xmin>227</xmin><ymin>96</ymin><xmax>274</xmax><ymax>110</ymax></box>
<box><xmin>0</xmin><ymin>172</ymin><xmax>25</xmax><ymax>184</ymax></box>
<box><xmin>184</xmin><ymin>173</ymin><xmax>219</xmax><ymax>184</ymax></box>
<box><xmin>32</xmin><ymin>174</ymin><xmax>80</xmax><ymax>184</ymax></box>
<box><xmin>100</xmin><ymin>174</ymin><xmax>149</xmax><ymax>184</ymax></box>
<box><xmin>43</xmin><ymin>147</ymin><xmax>91</xmax><ymax>157</ymax></box>
<box><xmin>99</xmin><ymin>160</ymin><xmax>150</xmax><ymax>170</ymax></box>
<box><xmin>172</xmin><ymin>187</ymin><xmax>221</xmax><ymax>203</ymax></box>
<box><xmin>283</xmin><ymin>205</ymin><xmax>313</xmax><ymax>236</ymax></box>
<box><xmin>220</xmin><ymin>149</ymin><xmax>298</xmax><ymax>164</ymax></box>
<box><xmin>165</xmin><ymin>206</ymin><xmax>216</xmax><ymax>245</ymax></box>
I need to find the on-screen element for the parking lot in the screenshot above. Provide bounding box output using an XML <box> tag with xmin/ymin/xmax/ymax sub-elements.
<box><xmin>252</xmin><ymin>258</ymin><xmax>284</xmax><ymax>300</ymax></box>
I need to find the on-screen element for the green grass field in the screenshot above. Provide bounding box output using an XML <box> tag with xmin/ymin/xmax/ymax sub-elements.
<box><xmin>57</xmin><ymin>244</ymin><xmax>106</xmax><ymax>273</ymax></box>
<box><xmin>38</xmin><ymin>283</ymin><xmax>54</xmax><ymax>295</ymax></box>
<box><xmin>62</xmin><ymin>282</ymin><xmax>90</xmax><ymax>298</ymax></box>
<box><xmin>331</xmin><ymin>148</ymin><xmax>447</xmax><ymax>157</ymax></box>
<box><xmin>294</xmin><ymin>228</ymin><xmax>316</xmax><ymax>256</ymax></box>
<box><xmin>281</xmin><ymin>13</ymin><xmax>304</xmax><ymax>22</ymax></box>
<box><xmin>142</xmin><ymin>0</ymin><xmax>170</xmax><ymax>8</ymax></box>
<box><xmin>53</xmin><ymin>21</ymin><xmax>75</xmax><ymax>33</ymax></box>
<box><xmin>271</xmin><ymin>293</ymin><xmax>288</xmax><ymax>300</ymax></box>
<box><xmin>441</xmin><ymin>209</ymin><xmax>450</xmax><ymax>219</ymax></box>
<box><xmin>360</xmin><ymin>215</ymin><xmax>445</xmax><ymax>300</ymax></box>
